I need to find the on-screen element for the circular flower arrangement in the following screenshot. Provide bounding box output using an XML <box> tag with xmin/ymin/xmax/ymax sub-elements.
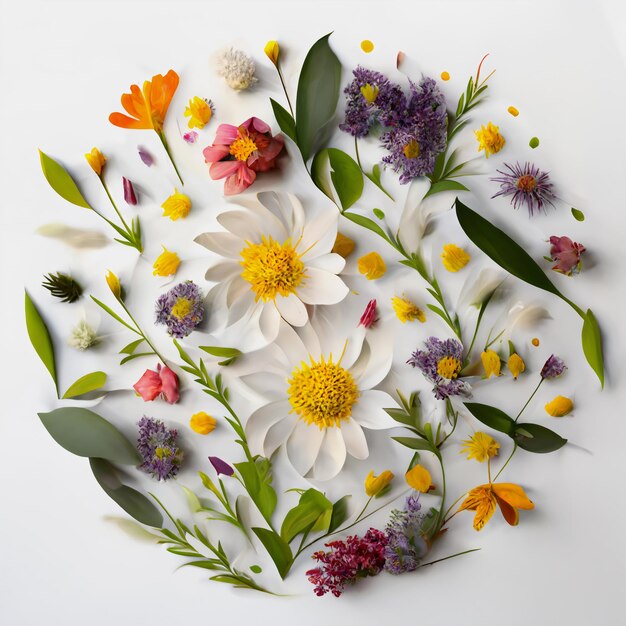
<box><xmin>28</xmin><ymin>34</ymin><xmax>604</xmax><ymax>597</ymax></box>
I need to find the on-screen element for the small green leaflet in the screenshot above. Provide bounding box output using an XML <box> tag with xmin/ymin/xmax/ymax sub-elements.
<box><xmin>571</xmin><ymin>208</ymin><xmax>585</xmax><ymax>222</ymax></box>
<box><xmin>62</xmin><ymin>371</ymin><xmax>107</xmax><ymax>399</ymax></box>
<box><xmin>25</xmin><ymin>290</ymin><xmax>58</xmax><ymax>397</ymax></box>
<box><xmin>39</xmin><ymin>150</ymin><xmax>91</xmax><ymax>208</ymax></box>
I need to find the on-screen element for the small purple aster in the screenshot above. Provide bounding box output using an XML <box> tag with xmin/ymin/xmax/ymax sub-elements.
<box><xmin>540</xmin><ymin>354</ymin><xmax>566</xmax><ymax>379</ymax></box>
<box><xmin>491</xmin><ymin>162</ymin><xmax>557</xmax><ymax>216</ymax></box>
<box><xmin>407</xmin><ymin>336</ymin><xmax>471</xmax><ymax>400</ymax></box>
<box><xmin>137</xmin><ymin>416</ymin><xmax>183</xmax><ymax>481</ymax></box>
<box><xmin>155</xmin><ymin>280</ymin><xmax>204</xmax><ymax>338</ymax></box>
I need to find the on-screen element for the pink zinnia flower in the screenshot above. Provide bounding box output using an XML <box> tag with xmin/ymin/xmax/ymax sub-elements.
<box><xmin>548</xmin><ymin>235</ymin><xmax>585</xmax><ymax>275</ymax></box>
<box><xmin>133</xmin><ymin>363</ymin><xmax>180</xmax><ymax>404</ymax></box>
<box><xmin>202</xmin><ymin>117</ymin><xmax>284</xmax><ymax>195</ymax></box>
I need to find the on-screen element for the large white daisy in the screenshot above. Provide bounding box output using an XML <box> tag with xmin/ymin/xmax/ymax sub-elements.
<box><xmin>194</xmin><ymin>191</ymin><xmax>349</xmax><ymax>346</ymax></box>
<box><xmin>241</xmin><ymin>313</ymin><xmax>397</xmax><ymax>480</ymax></box>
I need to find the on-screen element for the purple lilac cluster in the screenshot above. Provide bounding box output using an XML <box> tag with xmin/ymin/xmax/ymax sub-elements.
<box><xmin>381</xmin><ymin>77</ymin><xmax>448</xmax><ymax>183</ymax></box>
<box><xmin>407</xmin><ymin>337</ymin><xmax>471</xmax><ymax>400</ymax></box>
<box><xmin>306</xmin><ymin>528</ymin><xmax>388</xmax><ymax>597</ymax></box>
<box><xmin>155</xmin><ymin>280</ymin><xmax>204</xmax><ymax>338</ymax></box>
<box><xmin>136</xmin><ymin>416</ymin><xmax>183</xmax><ymax>481</ymax></box>
<box><xmin>540</xmin><ymin>354</ymin><xmax>566</xmax><ymax>379</ymax></box>
<box><xmin>384</xmin><ymin>494</ymin><xmax>429</xmax><ymax>575</ymax></box>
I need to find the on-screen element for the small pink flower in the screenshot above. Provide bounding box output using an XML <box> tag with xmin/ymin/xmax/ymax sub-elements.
<box><xmin>358</xmin><ymin>299</ymin><xmax>378</xmax><ymax>328</ymax></box>
<box><xmin>123</xmin><ymin>177</ymin><xmax>138</xmax><ymax>205</ymax></box>
<box><xmin>549</xmin><ymin>235</ymin><xmax>586</xmax><ymax>275</ymax></box>
<box><xmin>133</xmin><ymin>364</ymin><xmax>180</xmax><ymax>404</ymax></box>
<box><xmin>202</xmin><ymin>117</ymin><xmax>284</xmax><ymax>195</ymax></box>
<box><xmin>183</xmin><ymin>131</ymin><xmax>198</xmax><ymax>144</ymax></box>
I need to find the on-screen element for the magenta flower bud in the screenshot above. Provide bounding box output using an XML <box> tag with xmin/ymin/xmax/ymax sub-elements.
<box><xmin>123</xmin><ymin>177</ymin><xmax>138</xmax><ymax>205</ymax></box>
<box><xmin>358</xmin><ymin>299</ymin><xmax>378</xmax><ymax>328</ymax></box>
<box><xmin>209</xmin><ymin>456</ymin><xmax>234</xmax><ymax>476</ymax></box>
<box><xmin>138</xmin><ymin>146</ymin><xmax>154</xmax><ymax>166</ymax></box>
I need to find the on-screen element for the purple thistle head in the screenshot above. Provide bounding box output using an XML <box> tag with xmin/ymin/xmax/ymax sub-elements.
<box><xmin>540</xmin><ymin>354</ymin><xmax>566</xmax><ymax>379</ymax></box>
<box><xmin>137</xmin><ymin>417</ymin><xmax>183</xmax><ymax>481</ymax></box>
<box><xmin>491</xmin><ymin>162</ymin><xmax>557</xmax><ymax>216</ymax></box>
<box><xmin>155</xmin><ymin>280</ymin><xmax>204</xmax><ymax>338</ymax></box>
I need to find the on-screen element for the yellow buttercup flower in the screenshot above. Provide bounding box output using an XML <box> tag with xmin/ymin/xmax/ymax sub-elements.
<box><xmin>105</xmin><ymin>270</ymin><xmax>121</xmax><ymax>300</ymax></box>
<box><xmin>475</xmin><ymin>122</ymin><xmax>505</xmax><ymax>157</ymax></box>
<box><xmin>360</xmin><ymin>83</ymin><xmax>379</xmax><ymax>103</ymax></box>
<box><xmin>357</xmin><ymin>251</ymin><xmax>386</xmax><ymax>280</ymax></box>
<box><xmin>545</xmin><ymin>395</ymin><xmax>573</xmax><ymax>417</ymax></box>
<box><xmin>189</xmin><ymin>412</ymin><xmax>216</xmax><ymax>435</ymax></box>
<box><xmin>364</xmin><ymin>470</ymin><xmax>394</xmax><ymax>497</ymax></box>
<box><xmin>391</xmin><ymin>295</ymin><xmax>426</xmax><ymax>323</ymax></box>
<box><xmin>331</xmin><ymin>232</ymin><xmax>356</xmax><ymax>258</ymax></box>
<box><xmin>508</xmin><ymin>353</ymin><xmax>526</xmax><ymax>379</ymax></box>
<box><xmin>153</xmin><ymin>247</ymin><xmax>181</xmax><ymax>277</ymax></box>
<box><xmin>441</xmin><ymin>244</ymin><xmax>470</xmax><ymax>272</ymax></box>
<box><xmin>405</xmin><ymin>464</ymin><xmax>434</xmax><ymax>493</ymax></box>
<box><xmin>460</xmin><ymin>432</ymin><xmax>500</xmax><ymax>463</ymax></box>
<box><xmin>360</xmin><ymin>39</ymin><xmax>374</xmax><ymax>53</ymax></box>
<box><xmin>264</xmin><ymin>40</ymin><xmax>280</xmax><ymax>65</ymax></box>
<box><xmin>184</xmin><ymin>97</ymin><xmax>213</xmax><ymax>129</ymax></box>
<box><xmin>481</xmin><ymin>350</ymin><xmax>502</xmax><ymax>378</ymax></box>
<box><xmin>162</xmin><ymin>189</ymin><xmax>191</xmax><ymax>221</ymax></box>
<box><xmin>85</xmin><ymin>147</ymin><xmax>106</xmax><ymax>176</ymax></box>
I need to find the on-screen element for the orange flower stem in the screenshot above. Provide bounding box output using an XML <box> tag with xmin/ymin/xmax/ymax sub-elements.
<box><xmin>158</xmin><ymin>131</ymin><xmax>184</xmax><ymax>186</ymax></box>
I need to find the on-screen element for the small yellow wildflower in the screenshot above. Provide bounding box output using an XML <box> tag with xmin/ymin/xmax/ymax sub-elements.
<box><xmin>364</xmin><ymin>470</ymin><xmax>394</xmax><ymax>497</ymax></box>
<box><xmin>360</xmin><ymin>83</ymin><xmax>379</xmax><ymax>103</ymax></box>
<box><xmin>507</xmin><ymin>106</ymin><xmax>519</xmax><ymax>117</ymax></box>
<box><xmin>264</xmin><ymin>40</ymin><xmax>280</xmax><ymax>65</ymax></box>
<box><xmin>403</xmin><ymin>139</ymin><xmax>420</xmax><ymax>159</ymax></box>
<box><xmin>441</xmin><ymin>243</ymin><xmax>470</xmax><ymax>272</ymax></box>
<box><xmin>481</xmin><ymin>350</ymin><xmax>502</xmax><ymax>378</ymax></box>
<box><xmin>544</xmin><ymin>395</ymin><xmax>573</xmax><ymax>417</ymax></box>
<box><xmin>105</xmin><ymin>270</ymin><xmax>121</xmax><ymax>300</ymax></box>
<box><xmin>475</xmin><ymin>122</ymin><xmax>505</xmax><ymax>157</ymax></box>
<box><xmin>189</xmin><ymin>412</ymin><xmax>216</xmax><ymax>435</ymax></box>
<box><xmin>405</xmin><ymin>464</ymin><xmax>434</xmax><ymax>493</ymax></box>
<box><xmin>162</xmin><ymin>189</ymin><xmax>191</xmax><ymax>221</ymax></box>
<box><xmin>357</xmin><ymin>251</ymin><xmax>386</xmax><ymax>280</ymax></box>
<box><xmin>460</xmin><ymin>432</ymin><xmax>500</xmax><ymax>463</ymax></box>
<box><xmin>508</xmin><ymin>353</ymin><xmax>526</xmax><ymax>379</ymax></box>
<box><xmin>391</xmin><ymin>295</ymin><xmax>426</xmax><ymax>323</ymax></box>
<box><xmin>531</xmin><ymin>337</ymin><xmax>540</xmax><ymax>347</ymax></box>
<box><xmin>332</xmin><ymin>232</ymin><xmax>356</xmax><ymax>258</ymax></box>
<box><xmin>360</xmin><ymin>39</ymin><xmax>374</xmax><ymax>53</ymax></box>
<box><xmin>85</xmin><ymin>147</ymin><xmax>106</xmax><ymax>176</ymax></box>
<box><xmin>440</xmin><ymin>71</ymin><xmax>450</xmax><ymax>81</ymax></box>
<box><xmin>153</xmin><ymin>247</ymin><xmax>181</xmax><ymax>277</ymax></box>
<box><xmin>184</xmin><ymin>97</ymin><xmax>213</xmax><ymax>129</ymax></box>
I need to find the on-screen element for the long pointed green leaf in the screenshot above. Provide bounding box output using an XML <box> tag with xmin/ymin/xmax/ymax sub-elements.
<box><xmin>39</xmin><ymin>150</ymin><xmax>91</xmax><ymax>208</ymax></box>
<box><xmin>62</xmin><ymin>371</ymin><xmax>107</xmax><ymax>398</ymax></box>
<box><xmin>25</xmin><ymin>290</ymin><xmax>58</xmax><ymax>396</ymax></box>
<box><xmin>269</xmin><ymin>98</ymin><xmax>296</xmax><ymax>143</ymax></box>
<box><xmin>252</xmin><ymin>528</ymin><xmax>293</xmax><ymax>579</ymax></box>
<box><xmin>581</xmin><ymin>309</ymin><xmax>604</xmax><ymax>388</ymax></box>
<box><xmin>327</xmin><ymin>148</ymin><xmax>364</xmax><ymax>210</ymax></box>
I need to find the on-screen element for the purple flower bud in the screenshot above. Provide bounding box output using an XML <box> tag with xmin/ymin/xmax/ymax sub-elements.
<box><xmin>138</xmin><ymin>146</ymin><xmax>154</xmax><ymax>166</ymax></box>
<box><xmin>209</xmin><ymin>456</ymin><xmax>234</xmax><ymax>476</ymax></box>
<box><xmin>540</xmin><ymin>354</ymin><xmax>566</xmax><ymax>379</ymax></box>
<box><xmin>123</xmin><ymin>177</ymin><xmax>138</xmax><ymax>205</ymax></box>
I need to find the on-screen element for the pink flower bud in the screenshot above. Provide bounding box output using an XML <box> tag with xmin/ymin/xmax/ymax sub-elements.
<box><xmin>123</xmin><ymin>176</ymin><xmax>138</xmax><ymax>205</ymax></box>
<box><xmin>358</xmin><ymin>299</ymin><xmax>378</xmax><ymax>328</ymax></box>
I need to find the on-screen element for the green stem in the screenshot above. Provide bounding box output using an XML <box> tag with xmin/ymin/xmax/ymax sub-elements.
<box><xmin>514</xmin><ymin>378</ymin><xmax>543</xmax><ymax>423</ymax></box>
<box><xmin>276</xmin><ymin>63</ymin><xmax>294</xmax><ymax>117</ymax></box>
<box><xmin>120</xmin><ymin>301</ymin><xmax>168</xmax><ymax>365</ymax></box>
<box><xmin>354</xmin><ymin>136</ymin><xmax>363</xmax><ymax>169</ymax></box>
<box><xmin>493</xmin><ymin>442</ymin><xmax>517</xmax><ymax>482</ymax></box>
<box><xmin>433</xmin><ymin>453</ymin><xmax>447</xmax><ymax>536</ymax></box>
<box><xmin>419</xmin><ymin>548</ymin><xmax>480</xmax><ymax>568</ymax></box>
<box><xmin>101</xmin><ymin>178</ymin><xmax>132</xmax><ymax>234</ymax></box>
<box><xmin>158</xmin><ymin>131</ymin><xmax>184</xmax><ymax>186</ymax></box>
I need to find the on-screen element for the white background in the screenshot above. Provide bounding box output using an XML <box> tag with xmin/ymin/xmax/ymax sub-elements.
<box><xmin>2</xmin><ymin>0</ymin><xmax>626</xmax><ymax>624</ymax></box>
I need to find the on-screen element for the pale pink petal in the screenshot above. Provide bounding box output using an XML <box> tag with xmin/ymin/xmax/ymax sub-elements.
<box><xmin>203</xmin><ymin>144</ymin><xmax>231</xmax><ymax>163</ymax></box>
<box><xmin>133</xmin><ymin>368</ymin><xmax>162</xmax><ymax>401</ymax></box>
<box><xmin>213</xmin><ymin>123</ymin><xmax>239</xmax><ymax>145</ymax></box>
<box><xmin>209</xmin><ymin>160</ymin><xmax>241</xmax><ymax>180</ymax></box>
<box><xmin>243</xmin><ymin>117</ymin><xmax>271</xmax><ymax>134</ymax></box>
<box><xmin>224</xmin><ymin>165</ymin><xmax>256</xmax><ymax>196</ymax></box>
<box><xmin>158</xmin><ymin>365</ymin><xmax>180</xmax><ymax>404</ymax></box>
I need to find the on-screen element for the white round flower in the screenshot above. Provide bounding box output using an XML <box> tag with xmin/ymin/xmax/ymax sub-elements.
<box><xmin>242</xmin><ymin>314</ymin><xmax>397</xmax><ymax>480</ymax></box>
<box><xmin>216</xmin><ymin>47</ymin><xmax>258</xmax><ymax>91</ymax></box>
<box><xmin>194</xmin><ymin>191</ymin><xmax>349</xmax><ymax>347</ymax></box>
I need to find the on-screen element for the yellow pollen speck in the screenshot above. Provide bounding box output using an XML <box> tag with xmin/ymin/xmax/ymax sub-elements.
<box><xmin>240</xmin><ymin>236</ymin><xmax>305</xmax><ymax>301</ymax></box>
<box><xmin>288</xmin><ymin>354</ymin><xmax>359</xmax><ymax>429</ymax></box>
<box><xmin>508</xmin><ymin>106</ymin><xmax>519</xmax><ymax>117</ymax></box>
<box><xmin>441</xmin><ymin>71</ymin><xmax>450</xmax><ymax>81</ymax></box>
<box><xmin>392</xmin><ymin>295</ymin><xmax>426</xmax><ymax>323</ymax></box>
<box><xmin>531</xmin><ymin>337</ymin><xmax>540</xmax><ymax>347</ymax></box>
<box><xmin>230</xmin><ymin>129</ymin><xmax>258</xmax><ymax>161</ymax></box>
<box><xmin>171</xmin><ymin>297</ymin><xmax>193</xmax><ymax>319</ymax></box>
<box><xmin>437</xmin><ymin>356</ymin><xmax>461</xmax><ymax>380</ymax></box>
<box><xmin>403</xmin><ymin>139</ymin><xmax>420</xmax><ymax>159</ymax></box>
<box><xmin>441</xmin><ymin>244</ymin><xmax>470</xmax><ymax>272</ymax></box>
<box><xmin>360</xmin><ymin>83</ymin><xmax>379</xmax><ymax>103</ymax></box>
<box><xmin>360</xmin><ymin>40</ymin><xmax>374</xmax><ymax>53</ymax></box>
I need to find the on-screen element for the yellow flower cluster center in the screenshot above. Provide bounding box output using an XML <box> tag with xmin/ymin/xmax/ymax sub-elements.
<box><xmin>230</xmin><ymin>131</ymin><xmax>258</xmax><ymax>161</ymax></box>
<box><xmin>403</xmin><ymin>139</ymin><xmax>420</xmax><ymax>159</ymax></box>
<box><xmin>240</xmin><ymin>237</ymin><xmax>305</xmax><ymax>301</ymax></box>
<box><xmin>437</xmin><ymin>356</ymin><xmax>461</xmax><ymax>380</ymax></box>
<box><xmin>360</xmin><ymin>83</ymin><xmax>379</xmax><ymax>103</ymax></box>
<box><xmin>288</xmin><ymin>356</ymin><xmax>359</xmax><ymax>429</ymax></box>
<box><xmin>516</xmin><ymin>174</ymin><xmax>538</xmax><ymax>193</ymax></box>
<box><xmin>171</xmin><ymin>297</ymin><xmax>193</xmax><ymax>319</ymax></box>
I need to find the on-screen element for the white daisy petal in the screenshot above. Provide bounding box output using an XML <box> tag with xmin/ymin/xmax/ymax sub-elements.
<box><xmin>353</xmin><ymin>331</ymin><xmax>394</xmax><ymax>389</ymax></box>
<box><xmin>299</xmin><ymin>211</ymin><xmax>339</xmax><ymax>261</ymax></box>
<box><xmin>246</xmin><ymin>399</ymin><xmax>292</xmax><ymax>455</ymax></box>
<box><xmin>264</xmin><ymin>413</ymin><xmax>298</xmax><ymax>457</ymax></box>
<box><xmin>341</xmin><ymin>419</ymin><xmax>369</xmax><ymax>460</ymax></box>
<box><xmin>257</xmin><ymin>191</ymin><xmax>304</xmax><ymax>239</ymax></box>
<box><xmin>274</xmin><ymin>293</ymin><xmax>308</xmax><ymax>327</ymax></box>
<box><xmin>217</xmin><ymin>210</ymin><xmax>264</xmax><ymax>242</ymax></box>
<box><xmin>351</xmin><ymin>390</ymin><xmax>397</xmax><ymax>430</ymax></box>
<box><xmin>312</xmin><ymin>427</ymin><xmax>347</xmax><ymax>480</ymax></box>
<box><xmin>286</xmin><ymin>420</ymin><xmax>325</xmax><ymax>475</ymax></box>
<box><xmin>275</xmin><ymin>323</ymin><xmax>310</xmax><ymax>366</ymax></box>
<box><xmin>298</xmin><ymin>268</ymin><xmax>349</xmax><ymax>305</ymax></box>
<box><xmin>259</xmin><ymin>302</ymin><xmax>281</xmax><ymax>343</ymax></box>
<box><xmin>204</xmin><ymin>261</ymin><xmax>240</xmax><ymax>282</ymax></box>
<box><xmin>307</xmin><ymin>252</ymin><xmax>346</xmax><ymax>274</ymax></box>
<box><xmin>194</xmin><ymin>232</ymin><xmax>243</xmax><ymax>259</ymax></box>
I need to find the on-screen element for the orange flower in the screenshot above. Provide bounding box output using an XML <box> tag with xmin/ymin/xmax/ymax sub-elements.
<box><xmin>109</xmin><ymin>70</ymin><xmax>179</xmax><ymax>133</ymax></box>
<box><xmin>458</xmin><ymin>482</ymin><xmax>534</xmax><ymax>531</ymax></box>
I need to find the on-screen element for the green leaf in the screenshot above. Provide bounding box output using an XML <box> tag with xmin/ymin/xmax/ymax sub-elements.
<box><xmin>183</xmin><ymin>561</ymin><xmax>222</xmax><ymax>571</ymax></box>
<box><xmin>252</xmin><ymin>528</ymin><xmax>293</xmax><ymax>579</ymax></box>
<box><xmin>514</xmin><ymin>423</ymin><xmax>567</xmax><ymax>453</ymax></box>
<box><xmin>120</xmin><ymin>338</ymin><xmax>145</xmax><ymax>355</ymax></box>
<box><xmin>90</xmin><ymin>296</ymin><xmax>139</xmax><ymax>334</ymax></box>
<box><xmin>39</xmin><ymin>150</ymin><xmax>91</xmax><ymax>209</ymax></box>
<box><xmin>199</xmin><ymin>346</ymin><xmax>242</xmax><ymax>366</ymax></box>
<box><xmin>343</xmin><ymin>211</ymin><xmax>392</xmax><ymax>245</ymax></box>
<box><xmin>327</xmin><ymin>148</ymin><xmax>364</xmax><ymax>210</ymax></box>
<box><xmin>581</xmin><ymin>309</ymin><xmax>604</xmax><ymax>388</ymax></box>
<box><xmin>392</xmin><ymin>436</ymin><xmax>439</xmax><ymax>455</ymax></box>
<box><xmin>62</xmin><ymin>371</ymin><xmax>107</xmax><ymax>399</ymax></box>
<box><xmin>311</xmin><ymin>149</ymin><xmax>334</xmax><ymax>201</ymax></box>
<box><xmin>463</xmin><ymin>402</ymin><xmax>516</xmax><ymax>436</ymax></box>
<box><xmin>38</xmin><ymin>407</ymin><xmax>141</xmax><ymax>464</ymax></box>
<box><xmin>269</xmin><ymin>98</ymin><xmax>297</xmax><ymax>143</ymax></box>
<box><xmin>250</xmin><ymin>565</ymin><xmax>263</xmax><ymax>574</ymax></box>
<box><xmin>90</xmin><ymin>458</ymin><xmax>163</xmax><ymax>527</ymax></box>
<box><xmin>120</xmin><ymin>352</ymin><xmax>155</xmax><ymax>365</ymax></box>
<box><xmin>424</xmin><ymin>179</ymin><xmax>469</xmax><ymax>199</ymax></box>
<box><xmin>364</xmin><ymin>164</ymin><xmax>394</xmax><ymax>200</ymax></box>
<box><xmin>24</xmin><ymin>290</ymin><xmax>57</xmax><ymax>395</ymax></box>
<box><xmin>295</xmin><ymin>33</ymin><xmax>342</xmax><ymax>161</ymax></box>
<box><xmin>234</xmin><ymin>460</ymin><xmax>277</xmax><ymax>526</ymax></box>
<box><xmin>373</xmin><ymin>208</ymin><xmax>385</xmax><ymax>220</ymax></box>
<box><xmin>328</xmin><ymin>495</ymin><xmax>351</xmax><ymax>533</ymax></box>
<box><xmin>571</xmin><ymin>207</ymin><xmax>585</xmax><ymax>222</ymax></box>
<box><xmin>280</xmin><ymin>489</ymin><xmax>333</xmax><ymax>543</ymax></box>
<box><xmin>529</xmin><ymin>136</ymin><xmax>540</xmax><ymax>149</ymax></box>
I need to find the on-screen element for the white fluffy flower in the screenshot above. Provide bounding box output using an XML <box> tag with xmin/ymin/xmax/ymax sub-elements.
<box><xmin>194</xmin><ymin>191</ymin><xmax>349</xmax><ymax>347</ymax></box>
<box><xmin>216</xmin><ymin>47</ymin><xmax>258</xmax><ymax>91</ymax></box>
<box><xmin>242</xmin><ymin>316</ymin><xmax>396</xmax><ymax>480</ymax></box>
<box><xmin>68</xmin><ymin>320</ymin><xmax>99</xmax><ymax>350</ymax></box>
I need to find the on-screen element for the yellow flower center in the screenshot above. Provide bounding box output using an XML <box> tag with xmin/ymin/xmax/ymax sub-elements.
<box><xmin>437</xmin><ymin>356</ymin><xmax>461</xmax><ymax>379</ymax></box>
<box><xmin>360</xmin><ymin>83</ymin><xmax>379</xmax><ymax>103</ymax></box>
<box><xmin>516</xmin><ymin>174</ymin><xmax>537</xmax><ymax>193</ymax></box>
<box><xmin>230</xmin><ymin>130</ymin><xmax>258</xmax><ymax>161</ymax></box>
<box><xmin>171</xmin><ymin>297</ymin><xmax>193</xmax><ymax>319</ymax></box>
<box><xmin>403</xmin><ymin>139</ymin><xmax>420</xmax><ymax>159</ymax></box>
<box><xmin>288</xmin><ymin>355</ymin><xmax>359</xmax><ymax>429</ymax></box>
<box><xmin>155</xmin><ymin>447</ymin><xmax>172</xmax><ymax>459</ymax></box>
<box><xmin>240</xmin><ymin>236</ymin><xmax>305</xmax><ymax>301</ymax></box>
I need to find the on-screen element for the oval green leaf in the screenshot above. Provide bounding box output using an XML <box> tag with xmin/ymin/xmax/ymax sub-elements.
<box><xmin>327</xmin><ymin>148</ymin><xmax>364</xmax><ymax>210</ymax></box>
<box><xmin>463</xmin><ymin>402</ymin><xmax>515</xmax><ymax>435</ymax></box>
<box><xmin>328</xmin><ymin>495</ymin><xmax>351</xmax><ymax>533</ymax></box>
<box><xmin>269</xmin><ymin>98</ymin><xmax>296</xmax><ymax>143</ymax></box>
<box><xmin>62</xmin><ymin>371</ymin><xmax>107</xmax><ymax>399</ymax></box>
<box><xmin>25</xmin><ymin>290</ymin><xmax>58</xmax><ymax>396</ymax></box>
<box><xmin>252</xmin><ymin>527</ymin><xmax>293</xmax><ymax>579</ymax></box>
<box><xmin>571</xmin><ymin>207</ymin><xmax>585</xmax><ymax>222</ymax></box>
<box><xmin>514</xmin><ymin>422</ymin><xmax>567</xmax><ymax>453</ymax></box>
<box><xmin>582</xmin><ymin>308</ymin><xmax>604</xmax><ymax>388</ymax></box>
<box><xmin>39</xmin><ymin>150</ymin><xmax>91</xmax><ymax>209</ymax></box>
<box><xmin>280</xmin><ymin>489</ymin><xmax>332</xmax><ymax>543</ymax></box>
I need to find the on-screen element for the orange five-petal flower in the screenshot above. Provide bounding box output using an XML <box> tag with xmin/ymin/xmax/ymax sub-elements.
<box><xmin>109</xmin><ymin>70</ymin><xmax>179</xmax><ymax>133</ymax></box>
<box><xmin>458</xmin><ymin>482</ymin><xmax>534</xmax><ymax>531</ymax></box>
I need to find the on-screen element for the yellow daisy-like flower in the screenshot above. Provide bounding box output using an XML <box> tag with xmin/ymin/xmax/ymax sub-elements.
<box><xmin>364</xmin><ymin>470</ymin><xmax>394</xmax><ymax>497</ymax></box>
<box><xmin>184</xmin><ymin>97</ymin><xmax>213</xmax><ymax>129</ymax></box>
<box><xmin>405</xmin><ymin>464</ymin><xmax>434</xmax><ymax>493</ymax></box>
<box><xmin>391</xmin><ymin>295</ymin><xmax>426</xmax><ymax>323</ymax></box>
<box><xmin>189</xmin><ymin>412</ymin><xmax>216</xmax><ymax>435</ymax></box>
<box><xmin>264</xmin><ymin>40</ymin><xmax>280</xmax><ymax>65</ymax></box>
<box><xmin>475</xmin><ymin>122</ymin><xmax>505</xmax><ymax>157</ymax></box>
<box><xmin>85</xmin><ymin>147</ymin><xmax>106</xmax><ymax>176</ymax></box>
<box><xmin>331</xmin><ymin>232</ymin><xmax>356</xmax><ymax>258</ymax></box>
<box><xmin>105</xmin><ymin>270</ymin><xmax>122</xmax><ymax>300</ymax></box>
<box><xmin>153</xmin><ymin>246</ymin><xmax>181</xmax><ymax>277</ymax></box>
<box><xmin>162</xmin><ymin>189</ymin><xmax>191</xmax><ymax>221</ymax></box>
<box><xmin>357</xmin><ymin>251</ymin><xmax>386</xmax><ymax>280</ymax></box>
<box><xmin>481</xmin><ymin>350</ymin><xmax>502</xmax><ymax>378</ymax></box>
<box><xmin>460</xmin><ymin>431</ymin><xmax>500</xmax><ymax>463</ymax></box>
<box><xmin>544</xmin><ymin>395</ymin><xmax>573</xmax><ymax>417</ymax></box>
<box><xmin>508</xmin><ymin>353</ymin><xmax>526</xmax><ymax>379</ymax></box>
<box><xmin>441</xmin><ymin>243</ymin><xmax>470</xmax><ymax>272</ymax></box>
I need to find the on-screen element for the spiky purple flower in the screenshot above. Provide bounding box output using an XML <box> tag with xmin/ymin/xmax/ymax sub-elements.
<box><xmin>407</xmin><ymin>336</ymin><xmax>471</xmax><ymax>400</ymax></box>
<box><xmin>540</xmin><ymin>354</ymin><xmax>566</xmax><ymax>379</ymax></box>
<box><xmin>155</xmin><ymin>280</ymin><xmax>204</xmax><ymax>338</ymax></box>
<box><xmin>491</xmin><ymin>162</ymin><xmax>557</xmax><ymax>216</ymax></box>
<box><xmin>137</xmin><ymin>416</ymin><xmax>183</xmax><ymax>481</ymax></box>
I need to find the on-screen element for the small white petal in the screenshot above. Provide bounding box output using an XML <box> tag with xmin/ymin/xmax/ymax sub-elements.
<box><xmin>353</xmin><ymin>330</ymin><xmax>394</xmax><ymax>389</ymax></box>
<box><xmin>194</xmin><ymin>231</ymin><xmax>243</xmax><ymax>259</ymax></box>
<box><xmin>264</xmin><ymin>413</ymin><xmax>298</xmax><ymax>457</ymax></box>
<box><xmin>246</xmin><ymin>400</ymin><xmax>292</xmax><ymax>455</ymax></box>
<box><xmin>204</xmin><ymin>261</ymin><xmax>239</xmax><ymax>282</ymax></box>
<box><xmin>312</xmin><ymin>428</ymin><xmax>347</xmax><ymax>480</ymax></box>
<box><xmin>298</xmin><ymin>268</ymin><xmax>349</xmax><ymax>305</ymax></box>
<box><xmin>287</xmin><ymin>420</ymin><xmax>325</xmax><ymax>476</ymax></box>
<box><xmin>341</xmin><ymin>419</ymin><xmax>369</xmax><ymax>460</ymax></box>
<box><xmin>274</xmin><ymin>293</ymin><xmax>308</xmax><ymax>327</ymax></box>
<box><xmin>351</xmin><ymin>390</ymin><xmax>397</xmax><ymax>430</ymax></box>
<box><xmin>259</xmin><ymin>302</ymin><xmax>281</xmax><ymax>343</ymax></box>
<box><xmin>307</xmin><ymin>252</ymin><xmax>345</xmax><ymax>274</ymax></box>
<box><xmin>299</xmin><ymin>210</ymin><xmax>339</xmax><ymax>261</ymax></box>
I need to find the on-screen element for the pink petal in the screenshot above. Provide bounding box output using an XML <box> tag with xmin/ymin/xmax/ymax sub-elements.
<box><xmin>138</xmin><ymin>146</ymin><xmax>154</xmax><ymax>166</ymax></box>
<box><xmin>209</xmin><ymin>160</ymin><xmax>242</xmax><ymax>181</ymax></box>
<box><xmin>203</xmin><ymin>144</ymin><xmax>231</xmax><ymax>164</ymax></box>
<box><xmin>122</xmin><ymin>177</ymin><xmax>138</xmax><ymax>205</ymax></box>
<box><xmin>213</xmin><ymin>123</ymin><xmax>239</xmax><ymax>145</ymax></box>
<box><xmin>224</xmin><ymin>165</ymin><xmax>256</xmax><ymax>195</ymax></box>
<box><xmin>242</xmin><ymin>117</ymin><xmax>271</xmax><ymax>134</ymax></box>
<box><xmin>183</xmin><ymin>131</ymin><xmax>198</xmax><ymax>144</ymax></box>
<box><xmin>158</xmin><ymin>364</ymin><xmax>180</xmax><ymax>404</ymax></box>
<box><xmin>133</xmin><ymin>368</ymin><xmax>162</xmax><ymax>401</ymax></box>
